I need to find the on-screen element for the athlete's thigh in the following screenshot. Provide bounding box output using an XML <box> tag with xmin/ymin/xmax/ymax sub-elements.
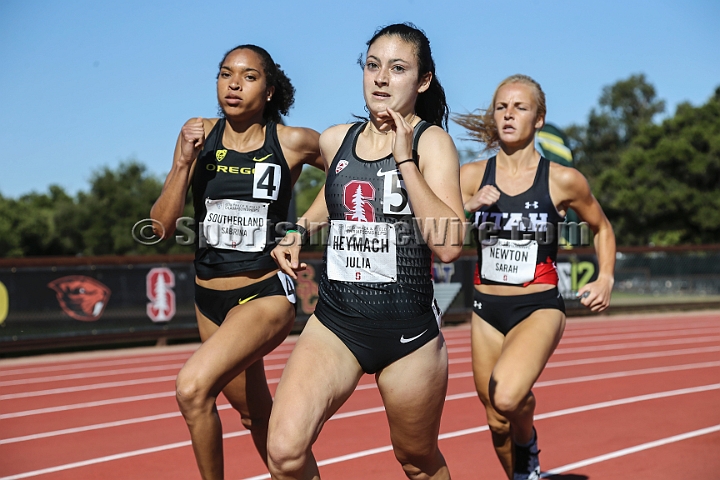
<box><xmin>377</xmin><ymin>334</ymin><xmax>448</xmax><ymax>452</ymax></box>
<box><xmin>493</xmin><ymin>308</ymin><xmax>566</xmax><ymax>396</ymax></box>
<box><xmin>470</xmin><ymin>312</ymin><xmax>505</xmax><ymax>404</ymax></box>
<box><xmin>270</xmin><ymin>315</ymin><xmax>364</xmax><ymax>443</ymax></box>
<box><xmin>181</xmin><ymin>297</ymin><xmax>294</xmax><ymax>396</ymax></box>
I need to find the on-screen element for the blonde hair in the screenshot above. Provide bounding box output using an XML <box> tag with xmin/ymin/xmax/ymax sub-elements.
<box><xmin>453</xmin><ymin>74</ymin><xmax>546</xmax><ymax>150</ymax></box>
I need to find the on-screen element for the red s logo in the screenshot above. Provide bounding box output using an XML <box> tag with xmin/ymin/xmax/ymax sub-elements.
<box><xmin>48</xmin><ymin>276</ymin><xmax>111</xmax><ymax>322</ymax></box>
<box><xmin>343</xmin><ymin>181</ymin><xmax>375</xmax><ymax>222</ymax></box>
<box><xmin>146</xmin><ymin>268</ymin><xmax>176</xmax><ymax>322</ymax></box>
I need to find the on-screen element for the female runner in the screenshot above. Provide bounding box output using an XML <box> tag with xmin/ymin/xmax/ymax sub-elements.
<box><xmin>150</xmin><ymin>45</ymin><xmax>323</xmax><ymax>479</ymax></box>
<box><xmin>455</xmin><ymin>74</ymin><xmax>616</xmax><ymax>480</ymax></box>
<box><xmin>267</xmin><ymin>23</ymin><xmax>465</xmax><ymax>480</ymax></box>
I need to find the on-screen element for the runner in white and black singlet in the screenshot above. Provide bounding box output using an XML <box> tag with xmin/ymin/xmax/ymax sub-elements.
<box><xmin>455</xmin><ymin>75</ymin><xmax>616</xmax><ymax>480</ymax></box>
<box><xmin>150</xmin><ymin>45</ymin><xmax>323</xmax><ymax>479</ymax></box>
<box><xmin>268</xmin><ymin>24</ymin><xmax>464</xmax><ymax>480</ymax></box>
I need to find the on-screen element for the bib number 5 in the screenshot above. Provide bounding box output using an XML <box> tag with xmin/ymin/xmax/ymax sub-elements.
<box><xmin>382</xmin><ymin>172</ymin><xmax>411</xmax><ymax>215</ymax></box>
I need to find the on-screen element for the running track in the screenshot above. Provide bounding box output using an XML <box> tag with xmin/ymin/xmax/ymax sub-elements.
<box><xmin>2</xmin><ymin>311</ymin><xmax>719</xmax><ymax>479</ymax></box>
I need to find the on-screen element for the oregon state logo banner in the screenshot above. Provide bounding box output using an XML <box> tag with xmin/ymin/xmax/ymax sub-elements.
<box><xmin>216</xmin><ymin>149</ymin><xmax>227</xmax><ymax>162</ymax></box>
<box><xmin>48</xmin><ymin>276</ymin><xmax>111</xmax><ymax>322</ymax></box>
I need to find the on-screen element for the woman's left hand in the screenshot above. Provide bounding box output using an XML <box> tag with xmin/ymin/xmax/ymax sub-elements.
<box><xmin>576</xmin><ymin>275</ymin><xmax>614</xmax><ymax>312</ymax></box>
<box><xmin>383</xmin><ymin>107</ymin><xmax>414</xmax><ymax>162</ymax></box>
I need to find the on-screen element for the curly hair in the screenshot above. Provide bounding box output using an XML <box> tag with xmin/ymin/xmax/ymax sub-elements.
<box><xmin>217</xmin><ymin>44</ymin><xmax>295</xmax><ymax>123</ymax></box>
<box><xmin>453</xmin><ymin>74</ymin><xmax>546</xmax><ymax>150</ymax></box>
<box><xmin>362</xmin><ymin>23</ymin><xmax>449</xmax><ymax>130</ymax></box>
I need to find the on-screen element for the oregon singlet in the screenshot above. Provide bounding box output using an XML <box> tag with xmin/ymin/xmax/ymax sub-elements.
<box><xmin>471</xmin><ymin>156</ymin><xmax>565</xmax><ymax>286</ymax></box>
<box><xmin>314</xmin><ymin>121</ymin><xmax>436</xmax><ymax>325</ymax></box>
<box><xmin>192</xmin><ymin>119</ymin><xmax>292</xmax><ymax>279</ymax></box>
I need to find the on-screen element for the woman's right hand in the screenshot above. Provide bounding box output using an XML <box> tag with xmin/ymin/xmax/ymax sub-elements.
<box><xmin>271</xmin><ymin>232</ymin><xmax>307</xmax><ymax>280</ymax></box>
<box><xmin>465</xmin><ymin>185</ymin><xmax>500</xmax><ymax>213</ymax></box>
<box><xmin>179</xmin><ymin>117</ymin><xmax>206</xmax><ymax>165</ymax></box>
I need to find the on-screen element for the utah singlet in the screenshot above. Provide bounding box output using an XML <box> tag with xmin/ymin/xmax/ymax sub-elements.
<box><xmin>471</xmin><ymin>156</ymin><xmax>565</xmax><ymax>286</ymax></box>
<box><xmin>192</xmin><ymin>119</ymin><xmax>292</xmax><ymax>279</ymax></box>
<box><xmin>469</xmin><ymin>155</ymin><xmax>566</xmax><ymax>335</ymax></box>
<box><xmin>314</xmin><ymin>121</ymin><xmax>442</xmax><ymax>373</ymax></box>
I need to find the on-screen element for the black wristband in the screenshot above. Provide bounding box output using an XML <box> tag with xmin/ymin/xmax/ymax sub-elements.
<box><xmin>288</xmin><ymin>223</ymin><xmax>309</xmax><ymax>245</ymax></box>
<box><xmin>395</xmin><ymin>158</ymin><xmax>415</xmax><ymax>167</ymax></box>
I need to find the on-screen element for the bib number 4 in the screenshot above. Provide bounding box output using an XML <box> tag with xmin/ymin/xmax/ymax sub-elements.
<box><xmin>253</xmin><ymin>164</ymin><xmax>281</xmax><ymax>201</ymax></box>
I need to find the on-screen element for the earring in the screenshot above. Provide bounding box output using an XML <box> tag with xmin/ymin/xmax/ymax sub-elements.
<box><xmin>267</xmin><ymin>97</ymin><xmax>271</xmax><ymax>101</ymax></box>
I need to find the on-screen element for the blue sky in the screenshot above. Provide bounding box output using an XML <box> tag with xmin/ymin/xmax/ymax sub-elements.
<box><xmin>1</xmin><ymin>0</ymin><xmax>719</xmax><ymax>198</ymax></box>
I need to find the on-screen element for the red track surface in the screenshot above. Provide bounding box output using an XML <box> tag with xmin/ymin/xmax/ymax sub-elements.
<box><xmin>2</xmin><ymin>310</ymin><xmax>720</xmax><ymax>479</ymax></box>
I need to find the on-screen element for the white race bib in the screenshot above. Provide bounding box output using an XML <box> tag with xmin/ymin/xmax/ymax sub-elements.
<box><xmin>201</xmin><ymin>198</ymin><xmax>268</xmax><ymax>252</ymax></box>
<box><xmin>481</xmin><ymin>239</ymin><xmax>538</xmax><ymax>284</ymax></box>
<box><xmin>327</xmin><ymin>220</ymin><xmax>397</xmax><ymax>283</ymax></box>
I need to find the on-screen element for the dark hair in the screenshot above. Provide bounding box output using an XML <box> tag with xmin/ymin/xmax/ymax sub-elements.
<box><xmin>217</xmin><ymin>44</ymin><xmax>295</xmax><ymax>123</ymax></box>
<box><xmin>453</xmin><ymin>74</ymin><xmax>546</xmax><ymax>150</ymax></box>
<box><xmin>363</xmin><ymin>23</ymin><xmax>449</xmax><ymax>130</ymax></box>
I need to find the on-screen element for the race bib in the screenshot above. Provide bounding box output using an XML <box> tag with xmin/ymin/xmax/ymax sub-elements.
<box><xmin>481</xmin><ymin>239</ymin><xmax>538</xmax><ymax>284</ymax></box>
<box><xmin>327</xmin><ymin>220</ymin><xmax>397</xmax><ymax>283</ymax></box>
<box><xmin>201</xmin><ymin>198</ymin><xmax>268</xmax><ymax>252</ymax></box>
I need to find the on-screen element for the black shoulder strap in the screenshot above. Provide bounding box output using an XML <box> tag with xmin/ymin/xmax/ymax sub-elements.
<box><xmin>479</xmin><ymin>156</ymin><xmax>496</xmax><ymax>189</ymax></box>
<box><xmin>411</xmin><ymin>120</ymin><xmax>432</xmax><ymax>162</ymax></box>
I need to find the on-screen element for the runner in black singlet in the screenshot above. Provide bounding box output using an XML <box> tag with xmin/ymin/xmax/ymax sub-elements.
<box><xmin>455</xmin><ymin>75</ymin><xmax>616</xmax><ymax>480</ymax></box>
<box><xmin>266</xmin><ymin>24</ymin><xmax>464</xmax><ymax>480</ymax></box>
<box><xmin>150</xmin><ymin>45</ymin><xmax>323</xmax><ymax>480</ymax></box>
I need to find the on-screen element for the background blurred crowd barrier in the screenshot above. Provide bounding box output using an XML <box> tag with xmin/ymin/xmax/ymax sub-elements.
<box><xmin>1</xmin><ymin>245</ymin><xmax>719</xmax><ymax>355</ymax></box>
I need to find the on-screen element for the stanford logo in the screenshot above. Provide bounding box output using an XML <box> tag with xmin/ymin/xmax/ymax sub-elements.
<box><xmin>343</xmin><ymin>180</ymin><xmax>375</xmax><ymax>222</ymax></box>
<box><xmin>48</xmin><ymin>276</ymin><xmax>111</xmax><ymax>322</ymax></box>
<box><xmin>146</xmin><ymin>268</ymin><xmax>176</xmax><ymax>322</ymax></box>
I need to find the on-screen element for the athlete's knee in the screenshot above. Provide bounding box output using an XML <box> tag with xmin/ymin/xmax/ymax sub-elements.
<box><xmin>175</xmin><ymin>368</ymin><xmax>213</xmax><ymax>416</ymax></box>
<box><xmin>489</xmin><ymin>377</ymin><xmax>531</xmax><ymax>416</ymax></box>
<box><xmin>395</xmin><ymin>447</ymin><xmax>446</xmax><ymax>480</ymax></box>
<box><xmin>266</xmin><ymin>440</ymin><xmax>308</xmax><ymax>477</ymax></box>
<box><xmin>266</xmin><ymin>424</ymin><xmax>310</xmax><ymax>476</ymax></box>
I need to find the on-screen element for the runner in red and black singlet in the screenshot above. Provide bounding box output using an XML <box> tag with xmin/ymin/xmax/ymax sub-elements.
<box><xmin>268</xmin><ymin>23</ymin><xmax>464</xmax><ymax>480</ymax></box>
<box><xmin>150</xmin><ymin>45</ymin><xmax>323</xmax><ymax>480</ymax></box>
<box><xmin>456</xmin><ymin>74</ymin><xmax>616</xmax><ymax>480</ymax></box>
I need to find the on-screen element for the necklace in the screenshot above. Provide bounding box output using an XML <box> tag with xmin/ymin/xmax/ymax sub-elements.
<box><xmin>367</xmin><ymin>114</ymin><xmax>417</xmax><ymax>135</ymax></box>
<box><xmin>368</xmin><ymin>123</ymin><xmax>389</xmax><ymax>135</ymax></box>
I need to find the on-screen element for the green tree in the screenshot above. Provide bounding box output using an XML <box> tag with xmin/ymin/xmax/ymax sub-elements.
<box><xmin>595</xmin><ymin>87</ymin><xmax>720</xmax><ymax>245</ymax></box>
<box><xmin>567</xmin><ymin>74</ymin><xmax>665</xmax><ymax>184</ymax></box>
<box><xmin>76</xmin><ymin>160</ymin><xmax>192</xmax><ymax>255</ymax></box>
<box><xmin>294</xmin><ymin>166</ymin><xmax>325</xmax><ymax>217</ymax></box>
<box><xmin>0</xmin><ymin>186</ymin><xmax>79</xmax><ymax>257</ymax></box>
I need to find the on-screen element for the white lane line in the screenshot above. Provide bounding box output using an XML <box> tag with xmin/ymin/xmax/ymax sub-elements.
<box><xmin>428</xmin><ymin>324</ymin><xmax>720</xmax><ymax>348</ymax></box>
<box><xmin>563</xmin><ymin>319</ymin><xmax>720</xmax><ymax>338</ymax></box>
<box><xmin>240</xmin><ymin>384</ymin><xmax>720</xmax><ymax>480</ymax></box>
<box><xmin>0</xmin><ymin>341</ymin><xmax>297</xmax><ymax>372</ymax></box>
<box><xmin>0</xmin><ymin>376</ymin><xmax>178</xmax><ymax>401</ymax></box>
<box><xmin>0</xmin><ymin>353</ymin><xmax>291</xmax><ymax>385</ymax></box>
<box><xmin>0</xmin><ymin>429</ymin><xmax>250</xmax><ymax>480</ymax></box>
<box><xmin>450</xmin><ymin>345</ymin><xmax>720</xmax><ymax>366</ymax></box>
<box><xmin>3</xmin><ymin>383</ymin><xmax>718</xmax><ymax>479</ymax></box>
<box><xmin>555</xmin><ymin>335</ymin><xmax>720</xmax><ymax>354</ymax></box>
<box><xmin>0</xmin><ymin>364</ymin><xmax>185</xmax><ymax>387</ymax></box>
<box><xmin>6</xmin><ymin>340</ymin><xmax>719</xmax><ymax>402</ymax></box>
<box><xmin>0</xmin><ymin>392</ymin><xmax>177</xmax><ymax>420</ymax></box>
<box><xmin>447</xmin><ymin>335</ymin><xmax>720</xmax><ymax>356</ymax></box>
<box><xmin>5</xmin><ymin>362</ymin><xmax>720</xmax><ymax>449</ymax></box>
<box><xmin>559</xmin><ymin>327</ymin><xmax>720</xmax><ymax>345</ymax></box>
<box><xmin>0</xmin><ymin>354</ymin><xmax>192</xmax><ymax>377</ymax></box>
<box><xmin>541</xmin><ymin>424</ymin><xmax>720</xmax><ymax>477</ymax></box>
<box><xmin>445</xmin><ymin>361</ymin><xmax>720</xmax><ymax>389</ymax></box>
<box><xmin>0</xmin><ymin>404</ymin><xmax>235</xmax><ymax>445</ymax></box>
